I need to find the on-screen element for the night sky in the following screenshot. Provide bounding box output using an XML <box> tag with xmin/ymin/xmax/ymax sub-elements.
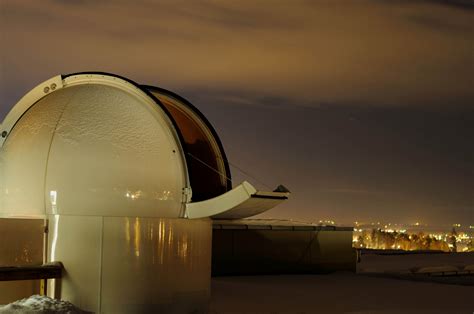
<box><xmin>1</xmin><ymin>1</ymin><xmax>472</xmax><ymax>225</ymax></box>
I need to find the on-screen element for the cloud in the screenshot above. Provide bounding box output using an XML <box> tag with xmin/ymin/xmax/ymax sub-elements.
<box><xmin>1</xmin><ymin>0</ymin><xmax>473</xmax><ymax>119</ymax></box>
<box><xmin>319</xmin><ymin>188</ymin><xmax>382</xmax><ymax>195</ymax></box>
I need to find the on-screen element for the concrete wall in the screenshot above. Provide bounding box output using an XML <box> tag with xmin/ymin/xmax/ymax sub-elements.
<box><xmin>212</xmin><ymin>226</ymin><xmax>355</xmax><ymax>276</ymax></box>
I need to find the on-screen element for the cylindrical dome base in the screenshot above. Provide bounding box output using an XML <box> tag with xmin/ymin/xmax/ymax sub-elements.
<box><xmin>47</xmin><ymin>216</ymin><xmax>212</xmax><ymax>313</ymax></box>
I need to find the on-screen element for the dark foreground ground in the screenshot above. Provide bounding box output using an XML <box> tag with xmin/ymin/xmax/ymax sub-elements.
<box><xmin>211</xmin><ymin>272</ymin><xmax>473</xmax><ymax>314</ymax></box>
<box><xmin>210</xmin><ymin>252</ymin><xmax>474</xmax><ymax>314</ymax></box>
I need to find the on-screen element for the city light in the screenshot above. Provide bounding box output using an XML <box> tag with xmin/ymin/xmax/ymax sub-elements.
<box><xmin>350</xmin><ymin>221</ymin><xmax>473</xmax><ymax>252</ymax></box>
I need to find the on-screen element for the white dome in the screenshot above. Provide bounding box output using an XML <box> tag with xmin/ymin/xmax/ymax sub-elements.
<box><xmin>0</xmin><ymin>74</ymin><xmax>188</xmax><ymax>218</ymax></box>
<box><xmin>1</xmin><ymin>72</ymin><xmax>289</xmax><ymax>221</ymax></box>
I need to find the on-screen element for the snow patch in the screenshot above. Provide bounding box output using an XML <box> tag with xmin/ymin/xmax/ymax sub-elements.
<box><xmin>0</xmin><ymin>295</ymin><xmax>86</xmax><ymax>314</ymax></box>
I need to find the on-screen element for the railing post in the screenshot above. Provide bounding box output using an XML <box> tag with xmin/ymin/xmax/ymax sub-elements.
<box><xmin>40</xmin><ymin>278</ymin><xmax>47</xmax><ymax>295</ymax></box>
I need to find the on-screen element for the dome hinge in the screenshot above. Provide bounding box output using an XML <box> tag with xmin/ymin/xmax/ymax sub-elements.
<box><xmin>182</xmin><ymin>187</ymin><xmax>192</xmax><ymax>204</ymax></box>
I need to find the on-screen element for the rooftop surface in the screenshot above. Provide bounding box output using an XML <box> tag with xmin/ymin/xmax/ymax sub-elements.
<box><xmin>210</xmin><ymin>272</ymin><xmax>473</xmax><ymax>314</ymax></box>
<box><xmin>210</xmin><ymin>251</ymin><xmax>474</xmax><ymax>313</ymax></box>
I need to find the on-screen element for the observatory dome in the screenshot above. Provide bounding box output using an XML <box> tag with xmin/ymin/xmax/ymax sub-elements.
<box><xmin>0</xmin><ymin>72</ymin><xmax>288</xmax><ymax>220</ymax></box>
<box><xmin>0</xmin><ymin>72</ymin><xmax>290</xmax><ymax>313</ymax></box>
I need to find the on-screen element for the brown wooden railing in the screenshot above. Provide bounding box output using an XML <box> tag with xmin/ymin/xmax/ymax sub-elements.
<box><xmin>0</xmin><ymin>262</ymin><xmax>63</xmax><ymax>296</ymax></box>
